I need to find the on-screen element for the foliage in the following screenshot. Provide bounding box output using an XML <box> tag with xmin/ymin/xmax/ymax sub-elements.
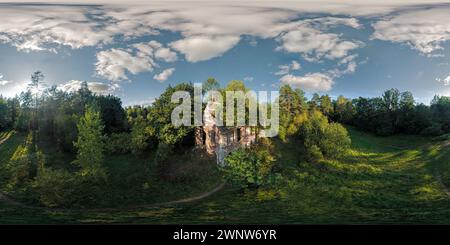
<box><xmin>278</xmin><ymin>85</ymin><xmax>308</xmax><ymax>141</ymax></box>
<box><xmin>420</xmin><ymin>123</ymin><xmax>444</xmax><ymax>136</ymax></box>
<box><xmin>154</xmin><ymin>142</ymin><xmax>173</xmax><ymax>177</ymax></box>
<box><xmin>130</xmin><ymin>116</ymin><xmax>155</xmax><ymax>156</ymax></box>
<box><xmin>32</xmin><ymin>168</ymin><xmax>77</xmax><ymax>207</ymax></box>
<box><xmin>5</xmin><ymin>133</ymin><xmax>43</xmax><ymax>188</ymax></box>
<box><xmin>73</xmin><ymin>106</ymin><xmax>106</xmax><ymax>179</ymax></box>
<box><xmin>146</xmin><ymin>83</ymin><xmax>195</xmax><ymax>146</ymax></box>
<box><xmin>300</xmin><ymin>110</ymin><xmax>351</xmax><ymax>159</ymax></box>
<box><xmin>54</xmin><ymin>112</ymin><xmax>78</xmax><ymax>153</ymax></box>
<box><xmin>106</xmin><ymin>132</ymin><xmax>132</xmax><ymax>154</ymax></box>
<box><xmin>345</xmin><ymin>90</ymin><xmax>450</xmax><ymax>137</ymax></box>
<box><xmin>222</xmin><ymin>140</ymin><xmax>278</xmax><ymax>188</ymax></box>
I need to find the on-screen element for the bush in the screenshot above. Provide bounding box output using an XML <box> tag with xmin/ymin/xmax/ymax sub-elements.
<box><xmin>222</xmin><ymin>141</ymin><xmax>278</xmax><ymax>188</ymax></box>
<box><xmin>32</xmin><ymin>169</ymin><xmax>77</xmax><ymax>207</ymax></box>
<box><xmin>300</xmin><ymin>110</ymin><xmax>351</xmax><ymax>160</ymax></box>
<box><xmin>55</xmin><ymin>113</ymin><xmax>78</xmax><ymax>153</ymax></box>
<box><xmin>306</xmin><ymin>145</ymin><xmax>323</xmax><ymax>162</ymax></box>
<box><xmin>131</xmin><ymin>116</ymin><xmax>155</xmax><ymax>156</ymax></box>
<box><xmin>154</xmin><ymin>142</ymin><xmax>172</xmax><ymax>177</ymax></box>
<box><xmin>6</xmin><ymin>133</ymin><xmax>42</xmax><ymax>188</ymax></box>
<box><xmin>32</xmin><ymin>168</ymin><xmax>107</xmax><ymax>208</ymax></box>
<box><xmin>321</xmin><ymin>123</ymin><xmax>351</xmax><ymax>158</ymax></box>
<box><xmin>421</xmin><ymin>123</ymin><xmax>444</xmax><ymax>136</ymax></box>
<box><xmin>106</xmin><ymin>132</ymin><xmax>131</xmax><ymax>154</ymax></box>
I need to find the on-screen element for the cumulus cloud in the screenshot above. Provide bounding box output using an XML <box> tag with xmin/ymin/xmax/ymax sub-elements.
<box><xmin>280</xmin><ymin>73</ymin><xmax>334</xmax><ymax>92</ymax></box>
<box><xmin>170</xmin><ymin>36</ymin><xmax>240</xmax><ymax>62</ymax></box>
<box><xmin>0</xmin><ymin>3</ymin><xmax>369</xmax><ymax>64</ymax></box>
<box><xmin>96</xmin><ymin>41</ymin><xmax>177</xmax><ymax>81</ymax></box>
<box><xmin>0</xmin><ymin>5</ymin><xmax>116</xmax><ymax>52</ymax></box>
<box><xmin>277</xmin><ymin>23</ymin><xmax>363</xmax><ymax>62</ymax></box>
<box><xmin>372</xmin><ymin>7</ymin><xmax>450</xmax><ymax>55</ymax></box>
<box><xmin>437</xmin><ymin>76</ymin><xmax>450</xmax><ymax>86</ymax></box>
<box><xmin>153</xmin><ymin>68</ymin><xmax>175</xmax><ymax>82</ymax></box>
<box><xmin>96</xmin><ymin>48</ymin><xmax>155</xmax><ymax>81</ymax></box>
<box><xmin>133</xmin><ymin>41</ymin><xmax>178</xmax><ymax>62</ymax></box>
<box><xmin>57</xmin><ymin>80</ymin><xmax>120</xmax><ymax>94</ymax></box>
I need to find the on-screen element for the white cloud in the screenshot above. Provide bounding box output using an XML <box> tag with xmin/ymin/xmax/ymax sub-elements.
<box><xmin>0</xmin><ymin>79</ymin><xmax>30</xmax><ymax>98</ymax></box>
<box><xmin>96</xmin><ymin>40</ymin><xmax>177</xmax><ymax>81</ymax></box>
<box><xmin>338</xmin><ymin>54</ymin><xmax>358</xmax><ymax>65</ymax></box>
<box><xmin>170</xmin><ymin>36</ymin><xmax>240</xmax><ymax>62</ymax></box>
<box><xmin>280</xmin><ymin>73</ymin><xmax>334</xmax><ymax>92</ymax></box>
<box><xmin>243</xmin><ymin>76</ymin><xmax>254</xmax><ymax>82</ymax></box>
<box><xmin>57</xmin><ymin>80</ymin><xmax>120</xmax><ymax>95</ymax></box>
<box><xmin>372</xmin><ymin>7</ymin><xmax>450</xmax><ymax>55</ymax></box>
<box><xmin>291</xmin><ymin>60</ymin><xmax>301</xmax><ymax>70</ymax></box>
<box><xmin>133</xmin><ymin>41</ymin><xmax>178</xmax><ymax>62</ymax></box>
<box><xmin>437</xmin><ymin>76</ymin><xmax>450</xmax><ymax>86</ymax></box>
<box><xmin>153</xmin><ymin>68</ymin><xmax>175</xmax><ymax>82</ymax></box>
<box><xmin>277</xmin><ymin>23</ymin><xmax>363</xmax><ymax>61</ymax></box>
<box><xmin>154</xmin><ymin>47</ymin><xmax>178</xmax><ymax>62</ymax></box>
<box><xmin>0</xmin><ymin>5</ymin><xmax>116</xmax><ymax>52</ymax></box>
<box><xmin>0</xmin><ymin>74</ymin><xmax>10</xmax><ymax>86</ymax></box>
<box><xmin>96</xmin><ymin>48</ymin><xmax>155</xmax><ymax>81</ymax></box>
<box><xmin>329</xmin><ymin>61</ymin><xmax>357</xmax><ymax>78</ymax></box>
<box><xmin>275</xmin><ymin>60</ymin><xmax>301</xmax><ymax>75</ymax></box>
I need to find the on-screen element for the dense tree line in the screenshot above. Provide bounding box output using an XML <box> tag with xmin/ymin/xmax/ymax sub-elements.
<box><xmin>2</xmin><ymin>72</ymin><xmax>449</xmax><ymax>200</ymax></box>
<box><xmin>324</xmin><ymin>89</ymin><xmax>450</xmax><ymax>136</ymax></box>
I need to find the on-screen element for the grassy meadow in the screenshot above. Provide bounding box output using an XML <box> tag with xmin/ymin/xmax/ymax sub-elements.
<box><xmin>1</xmin><ymin>126</ymin><xmax>450</xmax><ymax>224</ymax></box>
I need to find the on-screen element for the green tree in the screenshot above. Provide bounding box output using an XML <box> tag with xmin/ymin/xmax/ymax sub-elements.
<box><xmin>203</xmin><ymin>77</ymin><xmax>220</xmax><ymax>94</ymax></box>
<box><xmin>0</xmin><ymin>96</ymin><xmax>8</xmax><ymax>130</ymax></box>
<box><xmin>147</xmin><ymin>83</ymin><xmax>195</xmax><ymax>146</ymax></box>
<box><xmin>319</xmin><ymin>95</ymin><xmax>334</xmax><ymax>118</ymax></box>
<box><xmin>278</xmin><ymin>84</ymin><xmax>307</xmax><ymax>141</ymax></box>
<box><xmin>73</xmin><ymin>106</ymin><xmax>106</xmax><ymax>178</ymax></box>
<box><xmin>222</xmin><ymin>140</ymin><xmax>277</xmax><ymax>188</ymax></box>
<box><xmin>131</xmin><ymin>115</ymin><xmax>155</xmax><ymax>155</ymax></box>
<box><xmin>29</xmin><ymin>71</ymin><xmax>44</xmax><ymax>146</ymax></box>
<box><xmin>300</xmin><ymin>110</ymin><xmax>351</xmax><ymax>159</ymax></box>
<box><xmin>333</xmin><ymin>95</ymin><xmax>354</xmax><ymax>123</ymax></box>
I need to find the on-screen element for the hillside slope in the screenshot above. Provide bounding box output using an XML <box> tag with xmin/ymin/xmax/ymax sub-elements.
<box><xmin>1</xmin><ymin>128</ymin><xmax>450</xmax><ymax>224</ymax></box>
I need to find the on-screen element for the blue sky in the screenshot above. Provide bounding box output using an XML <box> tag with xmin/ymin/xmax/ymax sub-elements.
<box><xmin>1</xmin><ymin>1</ymin><xmax>450</xmax><ymax>105</ymax></box>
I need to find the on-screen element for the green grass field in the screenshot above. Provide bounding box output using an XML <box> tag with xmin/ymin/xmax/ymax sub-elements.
<box><xmin>1</xmin><ymin>127</ymin><xmax>450</xmax><ymax>224</ymax></box>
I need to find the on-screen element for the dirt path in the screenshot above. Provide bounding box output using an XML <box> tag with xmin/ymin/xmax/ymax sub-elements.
<box><xmin>0</xmin><ymin>181</ymin><xmax>226</xmax><ymax>212</ymax></box>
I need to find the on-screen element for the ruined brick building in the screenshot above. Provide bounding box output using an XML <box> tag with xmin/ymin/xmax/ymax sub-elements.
<box><xmin>195</xmin><ymin>95</ymin><xmax>257</xmax><ymax>165</ymax></box>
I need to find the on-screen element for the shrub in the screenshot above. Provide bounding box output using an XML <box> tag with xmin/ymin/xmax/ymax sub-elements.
<box><xmin>32</xmin><ymin>169</ymin><xmax>77</xmax><ymax>207</ymax></box>
<box><xmin>32</xmin><ymin>168</ymin><xmax>108</xmax><ymax>208</ymax></box>
<box><xmin>154</xmin><ymin>142</ymin><xmax>172</xmax><ymax>177</ymax></box>
<box><xmin>222</xmin><ymin>140</ymin><xmax>278</xmax><ymax>188</ymax></box>
<box><xmin>306</xmin><ymin>145</ymin><xmax>323</xmax><ymax>162</ymax></box>
<box><xmin>300</xmin><ymin>110</ymin><xmax>351</xmax><ymax>160</ymax></box>
<box><xmin>106</xmin><ymin>132</ymin><xmax>131</xmax><ymax>154</ymax></box>
<box><xmin>131</xmin><ymin>116</ymin><xmax>155</xmax><ymax>156</ymax></box>
<box><xmin>6</xmin><ymin>133</ymin><xmax>41</xmax><ymax>188</ymax></box>
<box><xmin>421</xmin><ymin>123</ymin><xmax>444</xmax><ymax>136</ymax></box>
<box><xmin>321</xmin><ymin>123</ymin><xmax>351</xmax><ymax>158</ymax></box>
<box><xmin>54</xmin><ymin>113</ymin><xmax>78</xmax><ymax>153</ymax></box>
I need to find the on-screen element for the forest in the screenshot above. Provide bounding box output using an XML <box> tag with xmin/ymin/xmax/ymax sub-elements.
<box><xmin>1</xmin><ymin>72</ymin><xmax>450</xmax><ymax>223</ymax></box>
